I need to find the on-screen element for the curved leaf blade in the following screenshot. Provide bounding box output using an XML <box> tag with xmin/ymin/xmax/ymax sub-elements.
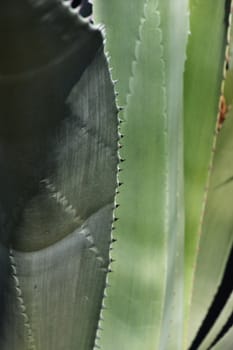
<box><xmin>157</xmin><ymin>0</ymin><xmax>189</xmax><ymax>349</ymax></box>
<box><xmin>187</xmin><ymin>92</ymin><xmax>233</xmax><ymax>346</ymax></box>
<box><xmin>1</xmin><ymin>24</ymin><xmax>118</xmax><ymax>349</ymax></box>
<box><xmin>94</xmin><ymin>1</ymin><xmax>168</xmax><ymax>349</ymax></box>
<box><xmin>183</xmin><ymin>1</ymin><xmax>227</xmax><ymax>343</ymax></box>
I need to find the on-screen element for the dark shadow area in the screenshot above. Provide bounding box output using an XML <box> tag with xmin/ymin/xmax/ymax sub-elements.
<box><xmin>71</xmin><ymin>0</ymin><xmax>93</xmax><ymax>18</ymax></box>
<box><xmin>71</xmin><ymin>0</ymin><xmax>82</xmax><ymax>8</ymax></box>
<box><xmin>225</xmin><ymin>0</ymin><xmax>232</xmax><ymax>29</ymax></box>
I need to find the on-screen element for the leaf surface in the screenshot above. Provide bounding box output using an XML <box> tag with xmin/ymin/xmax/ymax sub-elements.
<box><xmin>94</xmin><ymin>1</ymin><xmax>167</xmax><ymax>349</ymax></box>
<box><xmin>156</xmin><ymin>0</ymin><xmax>189</xmax><ymax>349</ymax></box>
<box><xmin>1</xmin><ymin>21</ymin><xmax>118</xmax><ymax>349</ymax></box>
<box><xmin>94</xmin><ymin>1</ymin><xmax>189</xmax><ymax>349</ymax></box>
<box><xmin>187</xmin><ymin>60</ymin><xmax>233</xmax><ymax>348</ymax></box>
<box><xmin>183</xmin><ymin>1</ymin><xmax>227</xmax><ymax>343</ymax></box>
<box><xmin>93</xmin><ymin>0</ymin><xmax>145</xmax><ymax>107</ymax></box>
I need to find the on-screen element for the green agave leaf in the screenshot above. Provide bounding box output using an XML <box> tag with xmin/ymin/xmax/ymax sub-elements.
<box><xmin>187</xmin><ymin>87</ymin><xmax>233</xmax><ymax>347</ymax></box>
<box><xmin>183</xmin><ymin>0</ymin><xmax>227</xmax><ymax>342</ymax></box>
<box><xmin>94</xmin><ymin>1</ymin><xmax>188</xmax><ymax>349</ymax></box>
<box><xmin>94</xmin><ymin>1</ymin><xmax>167</xmax><ymax>349</ymax></box>
<box><xmin>199</xmin><ymin>291</ymin><xmax>233</xmax><ymax>349</ymax></box>
<box><xmin>156</xmin><ymin>1</ymin><xmax>189</xmax><ymax>349</ymax></box>
<box><xmin>7</xmin><ymin>205</ymin><xmax>114</xmax><ymax>350</ymax></box>
<box><xmin>93</xmin><ymin>0</ymin><xmax>145</xmax><ymax>107</ymax></box>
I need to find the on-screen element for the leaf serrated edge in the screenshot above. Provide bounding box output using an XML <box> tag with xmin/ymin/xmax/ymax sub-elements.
<box><xmin>92</xmin><ymin>27</ymin><xmax>122</xmax><ymax>349</ymax></box>
<box><xmin>93</xmin><ymin>1</ymin><xmax>169</xmax><ymax>349</ymax></box>
<box><xmin>9</xmin><ymin>249</ymin><xmax>37</xmax><ymax>350</ymax></box>
<box><xmin>95</xmin><ymin>0</ymin><xmax>152</xmax><ymax>117</ymax></box>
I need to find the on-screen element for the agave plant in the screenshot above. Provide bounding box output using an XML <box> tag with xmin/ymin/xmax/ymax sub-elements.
<box><xmin>93</xmin><ymin>0</ymin><xmax>233</xmax><ymax>349</ymax></box>
<box><xmin>1</xmin><ymin>0</ymin><xmax>233</xmax><ymax>350</ymax></box>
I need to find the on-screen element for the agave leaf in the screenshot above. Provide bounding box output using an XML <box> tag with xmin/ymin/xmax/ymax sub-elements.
<box><xmin>94</xmin><ymin>0</ymin><xmax>189</xmax><ymax>349</ymax></box>
<box><xmin>187</xmin><ymin>99</ymin><xmax>233</xmax><ymax>346</ymax></box>
<box><xmin>0</xmin><ymin>8</ymin><xmax>118</xmax><ymax>348</ymax></box>
<box><xmin>6</xmin><ymin>205</ymin><xmax>114</xmax><ymax>350</ymax></box>
<box><xmin>93</xmin><ymin>0</ymin><xmax>145</xmax><ymax>107</ymax></box>
<box><xmin>186</xmin><ymin>2</ymin><xmax>233</xmax><ymax>345</ymax></box>
<box><xmin>183</xmin><ymin>0</ymin><xmax>227</xmax><ymax>342</ymax></box>
<box><xmin>199</xmin><ymin>291</ymin><xmax>233</xmax><ymax>349</ymax></box>
<box><xmin>94</xmin><ymin>1</ymin><xmax>167</xmax><ymax>349</ymax></box>
<box><xmin>156</xmin><ymin>1</ymin><xmax>189</xmax><ymax>349</ymax></box>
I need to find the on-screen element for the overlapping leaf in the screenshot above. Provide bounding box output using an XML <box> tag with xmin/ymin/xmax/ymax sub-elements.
<box><xmin>157</xmin><ymin>1</ymin><xmax>189</xmax><ymax>348</ymax></box>
<box><xmin>94</xmin><ymin>1</ymin><xmax>233</xmax><ymax>349</ymax></box>
<box><xmin>94</xmin><ymin>1</ymin><xmax>167</xmax><ymax>349</ymax></box>
<box><xmin>185</xmin><ymin>1</ymin><xmax>233</xmax><ymax>347</ymax></box>
<box><xmin>94</xmin><ymin>0</ymin><xmax>188</xmax><ymax>349</ymax></box>
<box><xmin>183</xmin><ymin>0</ymin><xmax>227</xmax><ymax>345</ymax></box>
<box><xmin>0</xmin><ymin>8</ymin><xmax>118</xmax><ymax>348</ymax></box>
